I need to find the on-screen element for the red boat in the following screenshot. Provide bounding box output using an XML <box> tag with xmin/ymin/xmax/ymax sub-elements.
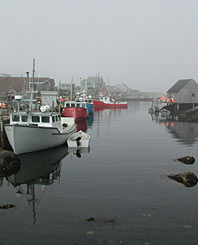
<box><xmin>61</xmin><ymin>102</ymin><xmax>88</xmax><ymax>121</ymax></box>
<box><xmin>93</xmin><ymin>96</ymin><xmax>128</xmax><ymax>108</ymax></box>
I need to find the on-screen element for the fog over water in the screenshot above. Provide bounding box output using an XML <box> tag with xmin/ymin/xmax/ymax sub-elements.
<box><xmin>1</xmin><ymin>0</ymin><xmax>198</xmax><ymax>92</ymax></box>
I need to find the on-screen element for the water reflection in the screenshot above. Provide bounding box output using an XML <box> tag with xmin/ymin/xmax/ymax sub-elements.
<box><xmin>76</xmin><ymin>119</ymin><xmax>88</xmax><ymax>132</ymax></box>
<box><xmin>7</xmin><ymin>145</ymin><xmax>68</xmax><ymax>186</ymax></box>
<box><xmin>88</xmin><ymin>114</ymin><xmax>94</xmax><ymax>127</ymax></box>
<box><xmin>150</xmin><ymin>113</ymin><xmax>198</xmax><ymax>146</ymax></box>
<box><xmin>5</xmin><ymin>145</ymin><xmax>90</xmax><ymax>225</ymax></box>
<box><xmin>7</xmin><ymin>145</ymin><xmax>69</xmax><ymax>225</ymax></box>
<box><xmin>165</xmin><ymin>121</ymin><xmax>198</xmax><ymax>146</ymax></box>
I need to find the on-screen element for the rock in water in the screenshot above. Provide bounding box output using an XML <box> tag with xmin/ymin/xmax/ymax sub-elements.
<box><xmin>0</xmin><ymin>204</ymin><xmax>16</xmax><ymax>209</ymax></box>
<box><xmin>177</xmin><ymin>156</ymin><xmax>195</xmax><ymax>164</ymax></box>
<box><xmin>85</xmin><ymin>216</ymin><xmax>95</xmax><ymax>222</ymax></box>
<box><xmin>0</xmin><ymin>149</ymin><xmax>21</xmax><ymax>177</ymax></box>
<box><xmin>168</xmin><ymin>172</ymin><xmax>198</xmax><ymax>187</ymax></box>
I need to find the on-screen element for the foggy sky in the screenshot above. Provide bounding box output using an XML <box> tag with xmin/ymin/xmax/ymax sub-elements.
<box><xmin>0</xmin><ymin>0</ymin><xmax>198</xmax><ymax>92</ymax></box>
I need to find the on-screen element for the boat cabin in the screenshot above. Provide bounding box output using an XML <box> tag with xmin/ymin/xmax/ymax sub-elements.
<box><xmin>64</xmin><ymin>101</ymin><xmax>88</xmax><ymax>108</ymax></box>
<box><xmin>76</xmin><ymin>98</ymin><xmax>93</xmax><ymax>104</ymax></box>
<box><xmin>100</xmin><ymin>96</ymin><xmax>112</xmax><ymax>103</ymax></box>
<box><xmin>10</xmin><ymin>111</ymin><xmax>62</xmax><ymax>128</ymax></box>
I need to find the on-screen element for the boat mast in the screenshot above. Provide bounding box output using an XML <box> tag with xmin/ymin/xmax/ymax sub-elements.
<box><xmin>70</xmin><ymin>76</ymin><xmax>73</xmax><ymax>101</ymax></box>
<box><xmin>32</xmin><ymin>58</ymin><xmax>35</xmax><ymax>100</ymax></box>
<box><xmin>30</xmin><ymin>59</ymin><xmax>35</xmax><ymax>111</ymax></box>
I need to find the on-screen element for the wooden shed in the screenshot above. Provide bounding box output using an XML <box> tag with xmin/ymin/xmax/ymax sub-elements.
<box><xmin>167</xmin><ymin>79</ymin><xmax>198</xmax><ymax>104</ymax></box>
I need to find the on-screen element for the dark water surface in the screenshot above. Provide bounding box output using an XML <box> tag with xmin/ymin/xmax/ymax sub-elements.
<box><xmin>1</xmin><ymin>101</ymin><xmax>198</xmax><ymax>244</ymax></box>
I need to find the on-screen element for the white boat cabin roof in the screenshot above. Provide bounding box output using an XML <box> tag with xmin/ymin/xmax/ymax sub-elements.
<box><xmin>64</xmin><ymin>101</ymin><xmax>87</xmax><ymax>108</ymax></box>
<box><xmin>9</xmin><ymin>111</ymin><xmax>61</xmax><ymax>127</ymax></box>
<box><xmin>64</xmin><ymin>100</ymin><xmax>93</xmax><ymax>107</ymax></box>
<box><xmin>75</xmin><ymin>98</ymin><xmax>93</xmax><ymax>103</ymax></box>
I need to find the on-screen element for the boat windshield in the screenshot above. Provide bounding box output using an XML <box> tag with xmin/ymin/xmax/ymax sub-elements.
<box><xmin>21</xmin><ymin>116</ymin><xmax>28</xmax><ymax>122</ymax></box>
<box><xmin>41</xmin><ymin>116</ymin><xmax>50</xmax><ymax>123</ymax></box>
<box><xmin>12</xmin><ymin>115</ymin><xmax>20</xmax><ymax>122</ymax></box>
<box><xmin>32</xmin><ymin>116</ymin><xmax>40</xmax><ymax>123</ymax></box>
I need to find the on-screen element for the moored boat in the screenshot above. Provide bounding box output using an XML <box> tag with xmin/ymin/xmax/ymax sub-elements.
<box><xmin>93</xmin><ymin>96</ymin><xmax>128</xmax><ymax>108</ymax></box>
<box><xmin>75</xmin><ymin>90</ymin><xmax>94</xmax><ymax>114</ymax></box>
<box><xmin>4</xmin><ymin>59</ymin><xmax>77</xmax><ymax>155</ymax></box>
<box><xmin>75</xmin><ymin>98</ymin><xmax>94</xmax><ymax>114</ymax></box>
<box><xmin>61</xmin><ymin>101</ymin><xmax>88</xmax><ymax>121</ymax></box>
<box><xmin>67</xmin><ymin>130</ymin><xmax>90</xmax><ymax>148</ymax></box>
<box><xmin>4</xmin><ymin>111</ymin><xmax>76</xmax><ymax>155</ymax></box>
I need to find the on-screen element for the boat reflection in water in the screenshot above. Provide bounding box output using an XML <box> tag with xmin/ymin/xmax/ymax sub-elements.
<box><xmin>94</xmin><ymin>107</ymin><xmax>128</xmax><ymax>112</ymax></box>
<box><xmin>7</xmin><ymin>145</ymin><xmax>68</xmax><ymax>187</ymax></box>
<box><xmin>88</xmin><ymin>113</ymin><xmax>94</xmax><ymax>127</ymax></box>
<box><xmin>76</xmin><ymin>118</ymin><xmax>88</xmax><ymax>132</ymax></box>
<box><xmin>7</xmin><ymin>145</ymin><xmax>69</xmax><ymax>225</ymax></box>
<box><xmin>68</xmin><ymin>147</ymin><xmax>90</xmax><ymax>158</ymax></box>
<box><xmin>6</xmin><ymin>145</ymin><xmax>90</xmax><ymax>224</ymax></box>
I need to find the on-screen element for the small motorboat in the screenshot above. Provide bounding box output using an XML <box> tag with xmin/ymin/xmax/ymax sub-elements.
<box><xmin>67</xmin><ymin>130</ymin><xmax>90</xmax><ymax>148</ymax></box>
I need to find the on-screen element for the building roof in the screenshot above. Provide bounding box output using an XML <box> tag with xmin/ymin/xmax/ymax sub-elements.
<box><xmin>167</xmin><ymin>79</ymin><xmax>195</xmax><ymax>94</ymax></box>
<box><xmin>0</xmin><ymin>76</ymin><xmax>55</xmax><ymax>94</ymax></box>
<box><xmin>0</xmin><ymin>77</ymin><xmax>26</xmax><ymax>93</ymax></box>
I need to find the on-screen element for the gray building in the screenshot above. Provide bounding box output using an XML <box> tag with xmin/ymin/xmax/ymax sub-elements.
<box><xmin>0</xmin><ymin>76</ymin><xmax>55</xmax><ymax>101</ymax></box>
<box><xmin>80</xmin><ymin>76</ymin><xmax>104</xmax><ymax>95</ymax></box>
<box><xmin>167</xmin><ymin>79</ymin><xmax>198</xmax><ymax>104</ymax></box>
<box><xmin>59</xmin><ymin>82</ymin><xmax>75</xmax><ymax>99</ymax></box>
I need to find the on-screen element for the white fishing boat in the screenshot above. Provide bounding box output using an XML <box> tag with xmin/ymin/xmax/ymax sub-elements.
<box><xmin>4</xmin><ymin>59</ymin><xmax>76</xmax><ymax>155</ymax></box>
<box><xmin>67</xmin><ymin>130</ymin><xmax>90</xmax><ymax>148</ymax></box>
<box><xmin>4</xmin><ymin>111</ymin><xmax>76</xmax><ymax>155</ymax></box>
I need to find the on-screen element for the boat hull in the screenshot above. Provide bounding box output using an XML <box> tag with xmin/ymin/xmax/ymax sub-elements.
<box><xmin>61</xmin><ymin>107</ymin><xmax>87</xmax><ymax>121</ymax></box>
<box><xmin>67</xmin><ymin>130</ymin><xmax>90</xmax><ymax>148</ymax></box>
<box><xmin>93</xmin><ymin>100</ymin><xmax>128</xmax><ymax>108</ymax></box>
<box><xmin>4</xmin><ymin>124</ymin><xmax>76</xmax><ymax>155</ymax></box>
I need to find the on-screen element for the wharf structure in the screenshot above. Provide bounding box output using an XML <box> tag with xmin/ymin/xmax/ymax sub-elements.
<box><xmin>165</xmin><ymin>79</ymin><xmax>198</xmax><ymax>120</ymax></box>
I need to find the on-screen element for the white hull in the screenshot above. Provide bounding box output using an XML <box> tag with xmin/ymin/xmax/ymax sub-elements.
<box><xmin>67</xmin><ymin>140</ymin><xmax>90</xmax><ymax>148</ymax></box>
<box><xmin>4</xmin><ymin>124</ymin><xmax>76</xmax><ymax>155</ymax></box>
<box><xmin>67</xmin><ymin>130</ymin><xmax>90</xmax><ymax>148</ymax></box>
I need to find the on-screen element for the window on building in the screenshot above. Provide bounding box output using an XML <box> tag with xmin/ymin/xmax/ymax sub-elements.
<box><xmin>192</xmin><ymin>93</ymin><xmax>195</xmax><ymax>97</ymax></box>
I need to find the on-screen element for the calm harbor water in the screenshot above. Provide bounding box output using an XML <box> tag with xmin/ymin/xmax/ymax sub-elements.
<box><xmin>1</xmin><ymin>101</ymin><xmax>198</xmax><ymax>244</ymax></box>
